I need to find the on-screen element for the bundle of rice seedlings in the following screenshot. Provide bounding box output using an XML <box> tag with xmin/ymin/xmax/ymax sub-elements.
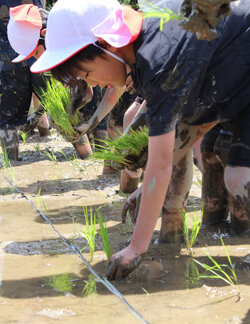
<box><xmin>142</xmin><ymin>2</ymin><xmax>183</xmax><ymax>30</ymax></box>
<box><xmin>91</xmin><ymin>126</ymin><xmax>149</xmax><ymax>171</ymax></box>
<box><xmin>39</xmin><ymin>78</ymin><xmax>81</xmax><ymax>141</ymax></box>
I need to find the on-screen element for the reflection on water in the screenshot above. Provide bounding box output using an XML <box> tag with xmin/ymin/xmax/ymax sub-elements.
<box><xmin>184</xmin><ymin>257</ymin><xmax>201</xmax><ymax>289</ymax></box>
<box><xmin>47</xmin><ymin>273</ymin><xmax>74</xmax><ymax>293</ymax></box>
<box><xmin>82</xmin><ymin>274</ymin><xmax>97</xmax><ymax>297</ymax></box>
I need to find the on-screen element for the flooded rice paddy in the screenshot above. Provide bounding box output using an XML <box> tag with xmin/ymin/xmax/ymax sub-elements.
<box><xmin>0</xmin><ymin>131</ymin><xmax>249</xmax><ymax>324</ymax></box>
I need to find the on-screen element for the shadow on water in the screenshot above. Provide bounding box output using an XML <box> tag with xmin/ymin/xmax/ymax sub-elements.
<box><xmin>242</xmin><ymin>309</ymin><xmax>250</xmax><ymax>324</ymax></box>
<box><xmin>33</xmin><ymin>203</ymin><xmax>124</xmax><ymax>224</ymax></box>
<box><xmin>0</xmin><ymin>251</ymin><xmax>249</xmax><ymax>300</ymax></box>
<box><xmin>27</xmin><ymin>175</ymin><xmax>120</xmax><ymax>194</ymax></box>
<box><xmin>0</xmin><ymin>176</ymin><xmax>121</xmax><ymax>197</ymax></box>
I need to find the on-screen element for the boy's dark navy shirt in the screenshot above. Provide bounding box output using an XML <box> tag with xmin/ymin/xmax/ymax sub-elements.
<box><xmin>130</xmin><ymin>0</ymin><xmax>250</xmax><ymax>136</ymax></box>
<box><xmin>0</xmin><ymin>0</ymin><xmax>43</xmax><ymax>71</ymax></box>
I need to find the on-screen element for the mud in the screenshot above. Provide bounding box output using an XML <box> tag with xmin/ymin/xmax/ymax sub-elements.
<box><xmin>0</xmin><ymin>130</ymin><xmax>249</xmax><ymax>324</ymax></box>
<box><xmin>180</xmin><ymin>0</ymin><xmax>235</xmax><ymax>41</ymax></box>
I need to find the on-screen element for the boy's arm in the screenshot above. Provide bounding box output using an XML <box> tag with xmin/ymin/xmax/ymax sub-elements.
<box><xmin>76</xmin><ymin>85</ymin><xmax>125</xmax><ymax>135</ymax></box>
<box><xmin>106</xmin><ymin>129</ymin><xmax>176</xmax><ymax>280</ymax></box>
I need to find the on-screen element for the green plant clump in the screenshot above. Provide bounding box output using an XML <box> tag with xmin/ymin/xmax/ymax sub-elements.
<box><xmin>81</xmin><ymin>206</ymin><xmax>96</xmax><ymax>262</ymax></box>
<box><xmin>181</xmin><ymin>209</ymin><xmax>202</xmax><ymax>252</ymax></box>
<box><xmin>193</xmin><ymin>237</ymin><xmax>241</xmax><ymax>300</ymax></box>
<box><xmin>142</xmin><ymin>2</ymin><xmax>183</xmax><ymax>30</ymax></box>
<box><xmin>82</xmin><ymin>274</ymin><xmax>97</xmax><ymax>297</ymax></box>
<box><xmin>91</xmin><ymin>126</ymin><xmax>149</xmax><ymax>171</ymax></box>
<box><xmin>97</xmin><ymin>209</ymin><xmax>111</xmax><ymax>259</ymax></box>
<box><xmin>39</xmin><ymin>78</ymin><xmax>81</xmax><ymax>141</ymax></box>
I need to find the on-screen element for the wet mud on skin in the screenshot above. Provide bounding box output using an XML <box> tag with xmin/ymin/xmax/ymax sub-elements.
<box><xmin>0</xmin><ymin>131</ymin><xmax>249</xmax><ymax>324</ymax></box>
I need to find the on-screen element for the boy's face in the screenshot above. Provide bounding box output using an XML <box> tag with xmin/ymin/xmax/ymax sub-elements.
<box><xmin>72</xmin><ymin>53</ymin><xmax>127</xmax><ymax>88</ymax></box>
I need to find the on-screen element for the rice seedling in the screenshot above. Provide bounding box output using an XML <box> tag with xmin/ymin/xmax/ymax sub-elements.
<box><xmin>34</xmin><ymin>143</ymin><xmax>41</xmax><ymax>154</ymax></box>
<box><xmin>43</xmin><ymin>149</ymin><xmax>58</xmax><ymax>164</ymax></box>
<box><xmin>142</xmin><ymin>2</ymin><xmax>183</xmax><ymax>30</ymax></box>
<box><xmin>118</xmin><ymin>216</ymin><xmax>134</xmax><ymax>234</ymax></box>
<box><xmin>81</xmin><ymin>206</ymin><xmax>96</xmax><ymax>262</ymax></box>
<box><xmin>193</xmin><ymin>174</ymin><xmax>202</xmax><ymax>187</ymax></box>
<box><xmin>0</xmin><ymin>144</ymin><xmax>9</xmax><ymax>169</ymax></box>
<box><xmin>97</xmin><ymin>209</ymin><xmax>111</xmax><ymax>259</ymax></box>
<box><xmin>36</xmin><ymin>187</ymin><xmax>42</xmax><ymax>209</ymax></box>
<box><xmin>38</xmin><ymin>78</ymin><xmax>82</xmax><ymax>141</ymax></box>
<box><xmin>19</xmin><ymin>131</ymin><xmax>28</xmax><ymax>144</ymax></box>
<box><xmin>181</xmin><ymin>209</ymin><xmax>202</xmax><ymax>253</ymax></box>
<box><xmin>69</xmin><ymin>211</ymin><xmax>79</xmax><ymax>240</ymax></box>
<box><xmin>82</xmin><ymin>274</ymin><xmax>97</xmax><ymax>297</ymax></box>
<box><xmin>90</xmin><ymin>126</ymin><xmax>148</xmax><ymax>171</ymax></box>
<box><xmin>0</xmin><ymin>144</ymin><xmax>15</xmax><ymax>183</ymax></box>
<box><xmin>193</xmin><ymin>237</ymin><xmax>241</xmax><ymax>300</ymax></box>
<box><xmin>184</xmin><ymin>257</ymin><xmax>201</xmax><ymax>289</ymax></box>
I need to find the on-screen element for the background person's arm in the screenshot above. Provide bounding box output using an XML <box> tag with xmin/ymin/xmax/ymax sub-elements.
<box><xmin>76</xmin><ymin>85</ymin><xmax>125</xmax><ymax>135</ymax></box>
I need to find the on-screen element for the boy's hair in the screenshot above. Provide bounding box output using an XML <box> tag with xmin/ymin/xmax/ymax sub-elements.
<box><xmin>51</xmin><ymin>42</ymin><xmax>106</xmax><ymax>85</ymax></box>
<box><xmin>39</xmin><ymin>8</ymin><xmax>49</xmax><ymax>29</ymax></box>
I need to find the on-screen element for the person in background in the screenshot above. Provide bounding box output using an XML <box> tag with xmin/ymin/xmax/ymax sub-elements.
<box><xmin>0</xmin><ymin>0</ymin><xmax>50</xmax><ymax>161</ymax></box>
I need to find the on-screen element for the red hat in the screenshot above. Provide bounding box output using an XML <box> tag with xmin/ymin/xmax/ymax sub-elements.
<box><xmin>7</xmin><ymin>4</ymin><xmax>42</xmax><ymax>63</ymax></box>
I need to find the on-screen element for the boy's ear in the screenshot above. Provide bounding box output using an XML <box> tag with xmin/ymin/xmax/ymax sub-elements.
<box><xmin>40</xmin><ymin>28</ymin><xmax>46</xmax><ymax>37</ymax></box>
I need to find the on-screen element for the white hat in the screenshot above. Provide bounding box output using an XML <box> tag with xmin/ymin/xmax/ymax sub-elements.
<box><xmin>7</xmin><ymin>4</ymin><xmax>42</xmax><ymax>63</ymax></box>
<box><xmin>31</xmin><ymin>0</ymin><xmax>142</xmax><ymax>73</ymax></box>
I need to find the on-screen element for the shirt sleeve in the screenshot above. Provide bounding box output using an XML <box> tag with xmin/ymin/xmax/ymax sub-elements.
<box><xmin>141</xmin><ymin>35</ymin><xmax>218</xmax><ymax>136</ymax></box>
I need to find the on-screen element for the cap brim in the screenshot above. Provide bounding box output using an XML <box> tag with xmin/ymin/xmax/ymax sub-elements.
<box><xmin>30</xmin><ymin>42</ymin><xmax>93</xmax><ymax>73</ymax></box>
<box><xmin>11</xmin><ymin>41</ymin><xmax>39</xmax><ymax>63</ymax></box>
<box><xmin>12</xmin><ymin>54</ymin><xmax>27</xmax><ymax>63</ymax></box>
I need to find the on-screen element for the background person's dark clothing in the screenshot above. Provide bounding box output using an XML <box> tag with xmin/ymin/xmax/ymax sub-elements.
<box><xmin>0</xmin><ymin>69</ymin><xmax>48</xmax><ymax>128</ymax></box>
<box><xmin>130</xmin><ymin>0</ymin><xmax>250</xmax><ymax>137</ymax></box>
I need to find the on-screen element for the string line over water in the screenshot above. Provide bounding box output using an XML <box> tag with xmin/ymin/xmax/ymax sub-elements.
<box><xmin>3</xmin><ymin>175</ymin><xmax>149</xmax><ymax>324</ymax></box>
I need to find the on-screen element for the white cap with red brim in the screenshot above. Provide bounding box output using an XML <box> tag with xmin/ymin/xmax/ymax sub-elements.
<box><xmin>31</xmin><ymin>0</ymin><xmax>142</xmax><ymax>73</ymax></box>
<box><xmin>7</xmin><ymin>4</ymin><xmax>42</xmax><ymax>63</ymax></box>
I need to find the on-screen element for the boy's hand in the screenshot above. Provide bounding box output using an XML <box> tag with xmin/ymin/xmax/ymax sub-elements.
<box><xmin>106</xmin><ymin>246</ymin><xmax>145</xmax><ymax>280</ymax></box>
<box><xmin>122</xmin><ymin>187</ymin><xmax>142</xmax><ymax>224</ymax></box>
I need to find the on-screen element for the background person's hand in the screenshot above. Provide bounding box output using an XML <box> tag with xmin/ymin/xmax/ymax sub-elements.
<box><xmin>26</xmin><ymin>111</ymin><xmax>41</xmax><ymax>127</ymax></box>
<box><xmin>75</xmin><ymin>122</ymin><xmax>91</xmax><ymax>135</ymax></box>
<box><xmin>106</xmin><ymin>246</ymin><xmax>145</xmax><ymax>280</ymax></box>
<box><xmin>121</xmin><ymin>187</ymin><xmax>142</xmax><ymax>224</ymax></box>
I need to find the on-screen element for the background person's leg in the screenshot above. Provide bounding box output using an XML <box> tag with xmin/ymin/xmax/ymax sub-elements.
<box><xmin>73</xmin><ymin>134</ymin><xmax>93</xmax><ymax>160</ymax></box>
<box><xmin>0</xmin><ymin>68</ymin><xmax>33</xmax><ymax>160</ymax></box>
<box><xmin>225</xmin><ymin>166</ymin><xmax>250</xmax><ymax>233</ymax></box>
<box><xmin>224</xmin><ymin>106</ymin><xmax>250</xmax><ymax>233</ymax></box>
<box><xmin>160</xmin><ymin>122</ymin><xmax>217</xmax><ymax>243</ymax></box>
<box><xmin>0</xmin><ymin>129</ymin><xmax>19</xmax><ymax>161</ymax></box>
<box><xmin>200</xmin><ymin>126</ymin><xmax>230</xmax><ymax>225</ymax></box>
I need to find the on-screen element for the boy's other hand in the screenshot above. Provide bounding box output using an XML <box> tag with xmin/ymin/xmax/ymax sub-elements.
<box><xmin>106</xmin><ymin>246</ymin><xmax>145</xmax><ymax>280</ymax></box>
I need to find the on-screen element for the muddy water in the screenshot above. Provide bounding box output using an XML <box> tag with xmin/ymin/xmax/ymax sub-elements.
<box><xmin>0</xmin><ymin>133</ymin><xmax>249</xmax><ymax>324</ymax></box>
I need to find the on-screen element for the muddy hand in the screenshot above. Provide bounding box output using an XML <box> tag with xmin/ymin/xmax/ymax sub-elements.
<box><xmin>26</xmin><ymin>111</ymin><xmax>41</xmax><ymax>128</ymax></box>
<box><xmin>106</xmin><ymin>249</ymin><xmax>145</xmax><ymax>280</ymax></box>
<box><xmin>122</xmin><ymin>189</ymin><xmax>142</xmax><ymax>224</ymax></box>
